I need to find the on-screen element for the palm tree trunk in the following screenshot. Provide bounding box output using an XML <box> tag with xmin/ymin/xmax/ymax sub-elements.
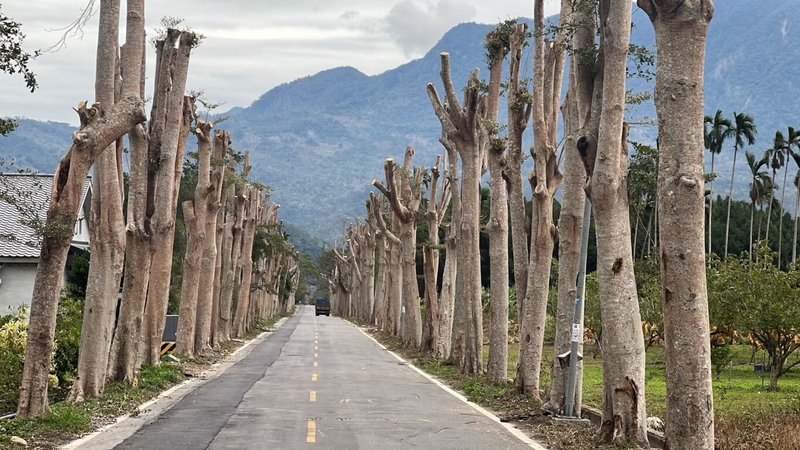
<box><xmin>766</xmin><ymin>171</ymin><xmax>776</xmax><ymax>241</ymax></box>
<box><xmin>793</xmin><ymin>184</ymin><xmax>799</xmax><ymax>265</ymax></box>
<box><xmin>778</xmin><ymin>164</ymin><xmax>789</xmax><ymax>267</ymax></box>
<box><xmin>708</xmin><ymin>152</ymin><xmax>716</xmax><ymax>254</ymax></box>
<box><xmin>750</xmin><ymin>200</ymin><xmax>755</xmax><ymax>260</ymax></box>
<box><xmin>724</xmin><ymin>147</ymin><xmax>738</xmax><ymax>258</ymax></box>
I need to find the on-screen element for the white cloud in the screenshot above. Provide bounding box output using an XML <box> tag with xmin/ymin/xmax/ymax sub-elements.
<box><xmin>385</xmin><ymin>0</ymin><xmax>477</xmax><ymax>56</ymax></box>
<box><xmin>0</xmin><ymin>0</ymin><xmax>559</xmax><ymax>124</ymax></box>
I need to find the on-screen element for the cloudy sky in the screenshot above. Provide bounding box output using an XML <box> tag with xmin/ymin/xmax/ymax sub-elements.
<box><xmin>1</xmin><ymin>0</ymin><xmax>559</xmax><ymax>124</ymax></box>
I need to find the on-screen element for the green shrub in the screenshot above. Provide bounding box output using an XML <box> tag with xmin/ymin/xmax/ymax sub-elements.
<box><xmin>711</xmin><ymin>345</ymin><xmax>734</xmax><ymax>378</ymax></box>
<box><xmin>53</xmin><ymin>296</ymin><xmax>84</xmax><ymax>387</ymax></box>
<box><xmin>0</xmin><ymin>307</ymin><xmax>28</xmax><ymax>414</ymax></box>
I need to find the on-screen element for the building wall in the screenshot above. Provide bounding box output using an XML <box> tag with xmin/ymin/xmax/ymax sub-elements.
<box><xmin>0</xmin><ymin>263</ymin><xmax>37</xmax><ymax>314</ymax></box>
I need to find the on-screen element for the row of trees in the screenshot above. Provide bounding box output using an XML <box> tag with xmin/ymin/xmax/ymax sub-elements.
<box><xmin>15</xmin><ymin>0</ymin><xmax>297</xmax><ymax>418</ymax></box>
<box><xmin>704</xmin><ymin>109</ymin><xmax>800</xmax><ymax>265</ymax></box>
<box><xmin>328</xmin><ymin>1</ymin><xmax>715</xmax><ymax>448</ymax></box>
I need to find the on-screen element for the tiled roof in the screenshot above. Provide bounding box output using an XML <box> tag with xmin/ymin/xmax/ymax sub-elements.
<box><xmin>0</xmin><ymin>174</ymin><xmax>90</xmax><ymax>259</ymax></box>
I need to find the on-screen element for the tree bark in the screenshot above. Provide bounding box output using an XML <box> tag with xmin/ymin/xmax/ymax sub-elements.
<box><xmin>69</xmin><ymin>0</ymin><xmax>126</xmax><ymax>403</ymax></box>
<box><xmin>484</xmin><ymin>29</ymin><xmax>509</xmax><ymax>384</ymax></box>
<box><xmin>578</xmin><ymin>1</ymin><xmax>648</xmax><ymax>446</ymax></box>
<box><xmin>232</xmin><ymin>188</ymin><xmax>262</xmax><ymax>337</ymax></box>
<box><xmin>544</xmin><ymin>0</ymin><xmax>595</xmax><ymax>414</ymax></box>
<box><xmin>422</xmin><ymin>156</ymin><xmax>450</xmax><ymax>354</ymax></box>
<box><xmin>427</xmin><ymin>54</ymin><xmax>485</xmax><ymax>374</ymax></box>
<box><xmin>140</xmin><ymin>33</ymin><xmax>194</xmax><ymax>367</ymax></box>
<box><xmin>176</xmin><ymin>120</ymin><xmax>214</xmax><ymax>356</ymax></box>
<box><xmin>109</xmin><ymin>27</ymin><xmax>193</xmax><ymax>382</ymax></box>
<box><xmin>545</xmin><ymin>73</ymin><xmax>587</xmax><ymax>414</ymax></box>
<box><xmin>437</xmin><ymin>135</ymin><xmax>460</xmax><ymax>361</ymax></box>
<box><xmin>373</xmin><ymin>148</ymin><xmax>423</xmax><ymax>348</ymax></box>
<box><xmin>506</xmin><ymin>24</ymin><xmax>532</xmax><ymax>319</ymax></box>
<box><xmin>194</xmin><ymin>130</ymin><xmax>228</xmax><ymax>353</ymax></box>
<box><xmin>517</xmin><ymin>0</ymin><xmax>566</xmax><ymax>398</ymax></box>
<box><xmin>16</xmin><ymin>2</ymin><xmax>146</xmax><ymax>417</ymax></box>
<box><xmin>638</xmin><ymin>1</ymin><xmax>715</xmax><ymax>448</ymax></box>
<box><xmin>17</xmin><ymin>105</ymin><xmax>145</xmax><ymax>418</ymax></box>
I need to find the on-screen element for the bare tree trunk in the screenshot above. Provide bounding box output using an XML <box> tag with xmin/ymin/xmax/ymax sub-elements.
<box><xmin>194</xmin><ymin>130</ymin><xmax>228</xmax><ymax>353</ymax></box>
<box><xmin>506</xmin><ymin>24</ymin><xmax>532</xmax><ymax>318</ymax></box>
<box><xmin>638</xmin><ymin>1</ymin><xmax>716</xmax><ymax>448</ymax></box>
<box><xmin>437</xmin><ymin>140</ymin><xmax>460</xmax><ymax>360</ymax></box>
<box><xmin>232</xmin><ymin>188</ymin><xmax>262</xmax><ymax>337</ymax></box>
<box><xmin>111</xmin><ymin>31</ymin><xmax>193</xmax><ymax>376</ymax></box>
<box><xmin>484</xmin><ymin>29</ymin><xmax>509</xmax><ymax>384</ymax></box>
<box><xmin>17</xmin><ymin>87</ymin><xmax>145</xmax><ymax>418</ymax></box>
<box><xmin>210</xmin><ymin>204</ymin><xmax>224</xmax><ymax>346</ymax></box>
<box><xmin>427</xmin><ymin>54</ymin><xmax>485</xmax><ymax>374</ymax></box>
<box><xmin>140</xmin><ymin>36</ymin><xmax>194</xmax><ymax>367</ymax></box>
<box><xmin>69</xmin><ymin>0</ymin><xmax>126</xmax><ymax>403</ymax></box>
<box><xmin>363</xmin><ymin>204</ymin><xmax>378</xmax><ymax>324</ymax></box>
<box><xmin>578</xmin><ymin>1</ymin><xmax>648</xmax><ymax>446</ymax></box>
<box><xmin>176</xmin><ymin>121</ymin><xmax>214</xmax><ymax>356</ymax></box>
<box><xmin>517</xmin><ymin>0</ymin><xmax>567</xmax><ymax>397</ymax></box>
<box><xmin>16</xmin><ymin>2</ymin><xmax>146</xmax><ymax>417</ymax></box>
<box><xmin>546</xmin><ymin>0</ymin><xmax>595</xmax><ymax>415</ymax></box>
<box><xmin>370</xmin><ymin>195</ymin><xmax>389</xmax><ymax>328</ymax></box>
<box><xmin>374</xmin><ymin>149</ymin><xmax>423</xmax><ymax>347</ymax></box>
<box><xmin>545</xmin><ymin>75</ymin><xmax>587</xmax><ymax>414</ymax></box>
<box><xmin>422</xmin><ymin>156</ymin><xmax>450</xmax><ymax>354</ymax></box>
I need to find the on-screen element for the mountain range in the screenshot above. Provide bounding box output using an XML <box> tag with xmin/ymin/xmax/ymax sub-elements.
<box><xmin>2</xmin><ymin>0</ymin><xmax>798</xmax><ymax>245</ymax></box>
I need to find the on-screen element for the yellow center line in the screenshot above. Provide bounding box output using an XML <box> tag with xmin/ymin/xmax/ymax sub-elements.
<box><xmin>307</xmin><ymin>420</ymin><xmax>316</xmax><ymax>443</ymax></box>
<box><xmin>312</xmin><ymin>373</ymin><xmax>318</xmax><ymax>382</ymax></box>
<box><xmin>310</xmin><ymin>390</ymin><xmax>317</xmax><ymax>402</ymax></box>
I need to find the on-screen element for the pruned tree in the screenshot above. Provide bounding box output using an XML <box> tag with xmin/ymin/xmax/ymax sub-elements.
<box><xmin>484</xmin><ymin>23</ymin><xmax>511</xmax><ymax>384</ymax></box>
<box><xmin>108</xmin><ymin>26</ymin><xmax>195</xmax><ymax>381</ymax></box>
<box><xmin>217</xmin><ymin>152</ymin><xmax>250</xmax><ymax>342</ymax></box>
<box><xmin>505</xmin><ymin>23</ymin><xmax>532</xmax><ymax>320</ymax></box>
<box><xmin>69</xmin><ymin>0</ymin><xmax>136</xmax><ymax>402</ymax></box>
<box><xmin>17</xmin><ymin>0</ymin><xmax>147</xmax><ymax>417</ymax></box>
<box><xmin>544</xmin><ymin>0</ymin><xmax>595</xmax><ymax>416</ymax></box>
<box><xmin>369</xmin><ymin>194</ymin><xmax>389</xmax><ymax>329</ymax></box>
<box><xmin>435</xmin><ymin>134</ymin><xmax>459</xmax><ymax>361</ymax></box>
<box><xmin>139</xmin><ymin>34</ymin><xmax>196</xmax><ymax>367</ymax></box>
<box><xmin>427</xmin><ymin>54</ymin><xmax>486</xmax><ymax>374</ymax></box>
<box><xmin>421</xmin><ymin>155</ymin><xmax>451</xmax><ymax>354</ymax></box>
<box><xmin>517</xmin><ymin>0</ymin><xmax>567</xmax><ymax>398</ymax></box>
<box><xmin>638</xmin><ymin>0</ymin><xmax>716</xmax><ymax>448</ymax></box>
<box><xmin>576</xmin><ymin>0</ymin><xmax>649</xmax><ymax>445</ymax></box>
<box><xmin>176</xmin><ymin>120</ymin><xmax>214</xmax><ymax>357</ymax></box>
<box><xmin>373</xmin><ymin>147</ymin><xmax>424</xmax><ymax>348</ymax></box>
<box><xmin>373</xmin><ymin>194</ymin><xmax>401</xmax><ymax>334</ymax></box>
<box><xmin>231</xmin><ymin>187</ymin><xmax>264</xmax><ymax>337</ymax></box>
<box><xmin>194</xmin><ymin>129</ymin><xmax>228</xmax><ymax>353</ymax></box>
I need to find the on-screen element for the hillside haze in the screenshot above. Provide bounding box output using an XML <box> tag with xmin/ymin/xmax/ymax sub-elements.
<box><xmin>2</xmin><ymin>0</ymin><xmax>797</xmax><ymax>243</ymax></box>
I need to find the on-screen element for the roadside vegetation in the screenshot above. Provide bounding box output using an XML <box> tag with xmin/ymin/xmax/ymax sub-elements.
<box><xmin>0</xmin><ymin>309</ymin><xmax>292</xmax><ymax>449</ymax></box>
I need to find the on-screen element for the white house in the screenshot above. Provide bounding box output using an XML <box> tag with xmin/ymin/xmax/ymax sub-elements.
<box><xmin>0</xmin><ymin>174</ymin><xmax>91</xmax><ymax>314</ymax></box>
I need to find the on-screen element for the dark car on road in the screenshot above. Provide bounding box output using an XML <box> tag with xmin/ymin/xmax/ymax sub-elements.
<box><xmin>315</xmin><ymin>298</ymin><xmax>331</xmax><ymax>316</ymax></box>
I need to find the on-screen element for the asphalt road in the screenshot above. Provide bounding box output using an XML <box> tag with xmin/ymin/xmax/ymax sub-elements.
<box><xmin>111</xmin><ymin>305</ymin><xmax>536</xmax><ymax>449</ymax></box>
